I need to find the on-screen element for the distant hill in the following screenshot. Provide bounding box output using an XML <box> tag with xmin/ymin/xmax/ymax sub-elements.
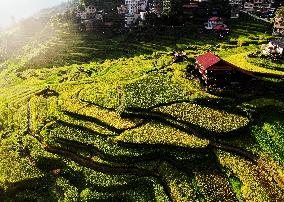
<box><xmin>0</xmin><ymin>1</ymin><xmax>74</xmax><ymax>64</ymax></box>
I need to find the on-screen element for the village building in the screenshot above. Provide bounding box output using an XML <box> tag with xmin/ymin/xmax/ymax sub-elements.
<box><xmin>139</xmin><ymin>0</ymin><xmax>149</xmax><ymax>11</ymax></box>
<box><xmin>204</xmin><ymin>17</ymin><xmax>229</xmax><ymax>37</ymax></box>
<box><xmin>205</xmin><ymin>17</ymin><xmax>224</xmax><ymax>29</ymax></box>
<box><xmin>273</xmin><ymin>16</ymin><xmax>284</xmax><ymax>35</ymax></box>
<box><xmin>243</xmin><ymin>2</ymin><xmax>255</xmax><ymax>12</ymax></box>
<box><xmin>124</xmin><ymin>0</ymin><xmax>149</xmax><ymax>27</ymax></box>
<box><xmin>229</xmin><ymin>0</ymin><xmax>242</xmax><ymax>18</ymax></box>
<box><xmin>150</xmin><ymin>0</ymin><xmax>171</xmax><ymax>15</ymax></box>
<box><xmin>195</xmin><ymin>52</ymin><xmax>253</xmax><ymax>86</ymax></box>
<box><xmin>125</xmin><ymin>13</ymin><xmax>140</xmax><ymax>27</ymax></box>
<box><xmin>263</xmin><ymin>37</ymin><xmax>284</xmax><ymax>56</ymax></box>
<box><xmin>126</xmin><ymin>0</ymin><xmax>139</xmax><ymax>14</ymax></box>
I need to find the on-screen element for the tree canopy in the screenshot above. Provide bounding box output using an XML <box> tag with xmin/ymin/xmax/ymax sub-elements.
<box><xmin>276</xmin><ymin>6</ymin><xmax>284</xmax><ymax>17</ymax></box>
<box><xmin>80</xmin><ymin>0</ymin><xmax>123</xmax><ymax>8</ymax></box>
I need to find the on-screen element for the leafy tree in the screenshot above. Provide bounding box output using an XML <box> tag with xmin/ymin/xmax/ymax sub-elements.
<box><xmin>276</xmin><ymin>6</ymin><xmax>284</xmax><ymax>17</ymax></box>
<box><xmin>80</xmin><ymin>0</ymin><xmax>123</xmax><ymax>9</ymax></box>
<box><xmin>79</xmin><ymin>0</ymin><xmax>97</xmax><ymax>6</ymax></box>
<box><xmin>145</xmin><ymin>12</ymin><xmax>160</xmax><ymax>26</ymax></box>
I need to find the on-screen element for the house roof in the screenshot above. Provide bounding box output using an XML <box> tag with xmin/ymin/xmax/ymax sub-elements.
<box><xmin>196</xmin><ymin>52</ymin><xmax>221</xmax><ymax>69</ymax></box>
<box><xmin>209</xmin><ymin>17</ymin><xmax>223</xmax><ymax>22</ymax></box>
<box><xmin>196</xmin><ymin>52</ymin><xmax>255</xmax><ymax>77</ymax></box>
<box><xmin>214</xmin><ymin>24</ymin><xmax>229</xmax><ymax>31</ymax></box>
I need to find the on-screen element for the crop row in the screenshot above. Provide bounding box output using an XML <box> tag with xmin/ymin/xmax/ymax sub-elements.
<box><xmin>158</xmin><ymin>162</ymin><xmax>197</xmax><ymax>202</ymax></box>
<box><xmin>58</xmin><ymin>95</ymin><xmax>143</xmax><ymax>130</ymax></box>
<box><xmin>217</xmin><ymin>150</ymin><xmax>282</xmax><ymax>201</ymax></box>
<box><xmin>116</xmin><ymin>122</ymin><xmax>209</xmax><ymax>149</ymax></box>
<box><xmin>77</xmin><ymin>54</ymin><xmax>175</xmax><ymax>109</ymax></box>
<box><xmin>251</xmin><ymin>110</ymin><xmax>284</xmax><ymax>165</ymax></box>
<box><xmin>45</xmin><ymin>122</ymin><xmax>162</xmax><ymax>159</ymax></box>
<box><xmin>30</xmin><ymin>95</ymin><xmax>58</xmax><ymax>132</ymax></box>
<box><xmin>153</xmin><ymin>102</ymin><xmax>250</xmax><ymax>134</ymax></box>
<box><xmin>123</xmin><ymin>74</ymin><xmax>195</xmax><ymax>109</ymax></box>
<box><xmin>45</xmin><ymin>121</ymin><xmax>206</xmax><ymax>163</ymax></box>
<box><xmin>194</xmin><ymin>168</ymin><xmax>237</xmax><ymax>202</ymax></box>
<box><xmin>55</xmin><ymin>111</ymin><xmax>116</xmax><ymax>136</ymax></box>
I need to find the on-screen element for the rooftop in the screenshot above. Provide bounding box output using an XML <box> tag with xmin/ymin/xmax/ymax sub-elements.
<box><xmin>196</xmin><ymin>52</ymin><xmax>221</xmax><ymax>69</ymax></box>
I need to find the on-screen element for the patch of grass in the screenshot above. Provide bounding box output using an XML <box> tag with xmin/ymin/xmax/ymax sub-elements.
<box><xmin>194</xmin><ymin>169</ymin><xmax>237</xmax><ymax>202</ymax></box>
<box><xmin>229</xmin><ymin>176</ymin><xmax>244</xmax><ymax>202</ymax></box>
<box><xmin>217</xmin><ymin>151</ymin><xmax>282</xmax><ymax>202</ymax></box>
<box><xmin>124</xmin><ymin>73</ymin><xmax>200</xmax><ymax>109</ymax></box>
<box><xmin>115</xmin><ymin>122</ymin><xmax>209</xmax><ymax>148</ymax></box>
<box><xmin>252</xmin><ymin>110</ymin><xmax>284</xmax><ymax>165</ymax></box>
<box><xmin>153</xmin><ymin>102</ymin><xmax>250</xmax><ymax>133</ymax></box>
<box><xmin>158</xmin><ymin>162</ymin><xmax>197</xmax><ymax>201</ymax></box>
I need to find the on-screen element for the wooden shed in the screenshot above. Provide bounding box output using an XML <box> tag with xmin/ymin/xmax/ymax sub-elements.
<box><xmin>195</xmin><ymin>52</ymin><xmax>253</xmax><ymax>86</ymax></box>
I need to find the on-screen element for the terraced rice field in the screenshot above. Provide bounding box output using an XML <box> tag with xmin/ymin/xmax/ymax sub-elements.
<box><xmin>0</xmin><ymin>13</ymin><xmax>284</xmax><ymax>201</ymax></box>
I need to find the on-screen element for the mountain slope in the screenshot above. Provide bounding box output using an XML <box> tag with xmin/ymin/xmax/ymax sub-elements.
<box><xmin>0</xmin><ymin>10</ymin><xmax>284</xmax><ymax>201</ymax></box>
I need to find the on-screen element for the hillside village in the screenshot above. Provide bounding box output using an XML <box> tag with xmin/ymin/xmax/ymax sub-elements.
<box><xmin>68</xmin><ymin>0</ymin><xmax>284</xmax><ymax>86</ymax></box>
<box><xmin>71</xmin><ymin>0</ymin><xmax>284</xmax><ymax>55</ymax></box>
<box><xmin>73</xmin><ymin>0</ymin><xmax>278</xmax><ymax>30</ymax></box>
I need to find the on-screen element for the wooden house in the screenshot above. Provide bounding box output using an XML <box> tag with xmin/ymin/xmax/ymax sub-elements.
<box><xmin>195</xmin><ymin>52</ymin><xmax>253</xmax><ymax>86</ymax></box>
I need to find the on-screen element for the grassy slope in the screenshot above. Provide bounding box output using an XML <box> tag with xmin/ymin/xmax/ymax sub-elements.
<box><xmin>0</xmin><ymin>13</ymin><xmax>284</xmax><ymax>201</ymax></box>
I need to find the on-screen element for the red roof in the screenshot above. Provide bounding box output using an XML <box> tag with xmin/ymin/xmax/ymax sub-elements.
<box><xmin>209</xmin><ymin>17</ymin><xmax>223</xmax><ymax>22</ymax></box>
<box><xmin>196</xmin><ymin>52</ymin><xmax>221</xmax><ymax>70</ymax></box>
<box><xmin>214</xmin><ymin>24</ymin><xmax>229</xmax><ymax>31</ymax></box>
<box><xmin>196</xmin><ymin>52</ymin><xmax>255</xmax><ymax>77</ymax></box>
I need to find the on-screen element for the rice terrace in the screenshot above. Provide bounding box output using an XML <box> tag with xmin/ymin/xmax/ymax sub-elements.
<box><xmin>0</xmin><ymin>0</ymin><xmax>284</xmax><ymax>201</ymax></box>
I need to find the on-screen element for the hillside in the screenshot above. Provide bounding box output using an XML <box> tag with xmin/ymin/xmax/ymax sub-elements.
<box><xmin>0</xmin><ymin>9</ymin><xmax>284</xmax><ymax>201</ymax></box>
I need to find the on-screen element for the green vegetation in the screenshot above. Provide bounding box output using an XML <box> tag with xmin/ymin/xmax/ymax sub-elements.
<box><xmin>153</xmin><ymin>102</ymin><xmax>250</xmax><ymax>134</ymax></box>
<box><xmin>252</xmin><ymin>110</ymin><xmax>284</xmax><ymax>165</ymax></box>
<box><xmin>115</xmin><ymin>122</ymin><xmax>209</xmax><ymax>148</ymax></box>
<box><xmin>0</xmin><ymin>9</ymin><xmax>284</xmax><ymax>201</ymax></box>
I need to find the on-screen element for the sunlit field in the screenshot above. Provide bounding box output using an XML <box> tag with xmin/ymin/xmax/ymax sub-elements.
<box><xmin>0</xmin><ymin>2</ymin><xmax>284</xmax><ymax>201</ymax></box>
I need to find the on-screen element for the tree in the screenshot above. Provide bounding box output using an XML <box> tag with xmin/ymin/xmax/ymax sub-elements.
<box><xmin>79</xmin><ymin>0</ymin><xmax>97</xmax><ymax>6</ymax></box>
<box><xmin>145</xmin><ymin>12</ymin><xmax>160</xmax><ymax>26</ymax></box>
<box><xmin>80</xmin><ymin>0</ymin><xmax>123</xmax><ymax>9</ymax></box>
<box><xmin>276</xmin><ymin>6</ymin><xmax>284</xmax><ymax>17</ymax></box>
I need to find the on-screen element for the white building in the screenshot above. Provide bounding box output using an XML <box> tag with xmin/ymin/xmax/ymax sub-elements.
<box><xmin>125</xmin><ymin>0</ymin><xmax>139</xmax><ymax>15</ymax></box>
<box><xmin>138</xmin><ymin>0</ymin><xmax>148</xmax><ymax>11</ymax></box>
<box><xmin>263</xmin><ymin>38</ymin><xmax>284</xmax><ymax>56</ymax></box>
<box><xmin>124</xmin><ymin>0</ymin><xmax>149</xmax><ymax>27</ymax></box>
